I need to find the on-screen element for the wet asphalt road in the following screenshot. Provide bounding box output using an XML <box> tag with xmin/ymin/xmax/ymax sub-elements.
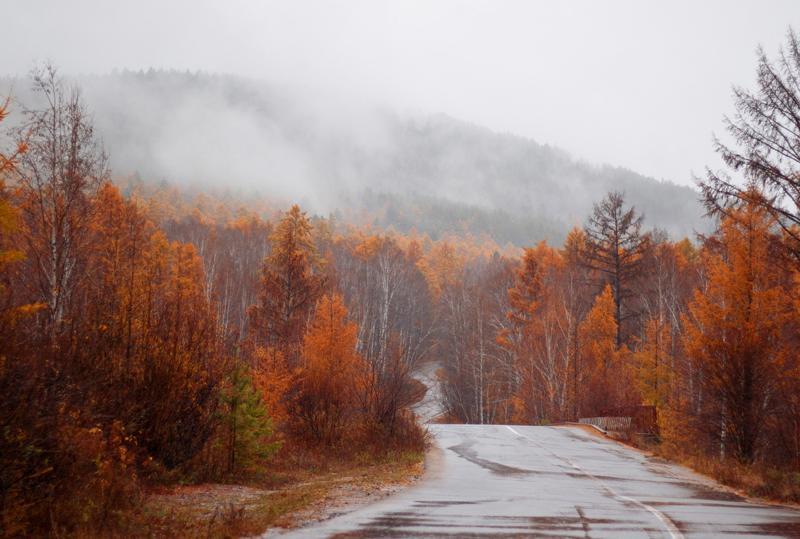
<box><xmin>280</xmin><ymin>424</ymin><xmax>800</xmax><ymax>538</ymax></box>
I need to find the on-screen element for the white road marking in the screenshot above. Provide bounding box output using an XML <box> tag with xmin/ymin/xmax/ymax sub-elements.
<box><xmin>505</xmin><ymin>425</ymin><xmax>685</xmax><ymax>539</ymax></box>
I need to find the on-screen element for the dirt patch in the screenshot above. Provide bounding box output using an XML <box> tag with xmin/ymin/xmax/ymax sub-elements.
<box><xmin>257</xmin><ymin>454</ymin><xmax>426</xmax><ymax>537</ymax></box>
<box><xmin>148</xmin><ymin>484</ymin><xmax>271</xmax><ymax>514</ymax></box>
<box><xmin>274</xmin><ymin>466</ymin><xmax>424</xmax><ymax>533</ymax></box>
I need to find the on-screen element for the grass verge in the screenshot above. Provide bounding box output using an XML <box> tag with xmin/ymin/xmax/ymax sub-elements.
<box><xmin>109</xmin><ymin>450</ymin><xmax>424</xmax><ymax>538</ymax></box>
<box><xmin>652</xmin><ymin>447</ymin><xmax>800</xmax><ymax>504</ymax></box>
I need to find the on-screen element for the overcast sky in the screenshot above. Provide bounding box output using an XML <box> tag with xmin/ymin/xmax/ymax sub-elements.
<box><xmin>3</xmin><ymin>0</ymin><xmax>798</xmax><ymax>186</ymax></box>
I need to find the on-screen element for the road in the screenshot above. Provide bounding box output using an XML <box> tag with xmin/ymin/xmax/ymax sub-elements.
<box><xmin>411</xmin><ymin>361</ymin><xmax>444</xmax><ymax>424</ymax></box>
<box><xmin>279</xmin><ymin>424</ymin><xmax>800</xmax><ymax>538</ymax></box>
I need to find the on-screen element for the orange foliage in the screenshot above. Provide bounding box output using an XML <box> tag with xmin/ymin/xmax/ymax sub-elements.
<box><xmin>293</xmin><ymin>294</ymin><xmax>366</xmax><ymax>446</ymax></box>
<box><xmin>418</xmin><ymin>241</ymin><xmax>463</xmax><ymax>299</ymax></box>
<box><xmin>249</xmin><ymin>205</ymin><xmax>324</xmax><ymax>365</ymax></box>
<box><xmin>632</xmin><ymin>318</ymin><xmax>673</xmax><ymax>409</ymax></box>
<box><xmin>683</xmin><ymin>199</ymin><xmax>795</xmax><ymax>463</ymax></box>
<box><xmin>252</xmin><ymin>346</ymin><xmax>294</xmax><ymax>428</ymax></box>
<box><xmin>6</xmin><ymin>62</ymin><xmax>800</xmax><ymax>535</ymax></box>
<box><xmin>578</xmin><ymin>285</ymin><xmax>635</xmax><ymax>415</ymax></box>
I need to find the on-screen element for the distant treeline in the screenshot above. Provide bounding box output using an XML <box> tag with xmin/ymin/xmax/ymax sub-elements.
<box><xmin>0</xmin><ymin>69</ymin><xmax>709</xmax><ymax>245</ymax></box>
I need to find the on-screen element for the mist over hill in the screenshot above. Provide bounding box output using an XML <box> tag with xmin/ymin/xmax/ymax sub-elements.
<box><xmin>2</xmin><ymin>70</ymin><xmax>708</xmax><ymax>244</ymax></box>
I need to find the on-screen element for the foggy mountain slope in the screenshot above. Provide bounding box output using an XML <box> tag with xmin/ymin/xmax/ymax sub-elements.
<box><xmin>2</xmin><ymin>70</ymin><xmax>707</xmax><ymax>244</ymax></box>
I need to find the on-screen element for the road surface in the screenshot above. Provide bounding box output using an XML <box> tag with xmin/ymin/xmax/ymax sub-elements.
<box><xmin>411</xmin><ymin>361</ymin><xmax>444</xmax><ymax>424</ymax></box>
<box><xmin>278</xmin><ymin>424</ymin><xmax>800</xmax><ymax>538</ymax></box>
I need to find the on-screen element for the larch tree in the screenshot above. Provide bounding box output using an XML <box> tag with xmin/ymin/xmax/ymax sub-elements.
<box><xmin>683</xmin><ymin>197</ymin><xmax>794</xmax><ymax>463</ymax></box>
<box><xmin>502</xmin><ymin>247</ymin><xmax>541</xmax><ymax>421</ymax></box>
<box><xmin>632</xmin><ymin>318</ymin><xmax>673</xmax><ymax>409</ymax></box>
<box><xmin>579</xmin><ymin>285</ymin><xmax>622</xmax><ymax>415</ymax></box>
<box><xmin>507</xmin><ymin>247</ymin><xmax>542</xmax><ymax>329</ymax></box>
<box><xmin>249</xmin><ymin>204</ymin><xmax>324</xmax><ymax>366</ymax></box>
<box><xmin>0</xmin><ymin>97</ymin><xmax>34</xmax><ymax>330</ymax></box>
<box><xmin>506</xmin><ymin>244</ymin><xmax>572</xmax><ymax>423</ymax></box>
<box><xmin>582</xmin><ymin>191</ymin><xmax>650</xmax><ymax>348</ymax></box>
<box><xmin>294</xmin><ymin>293</ymin><xmax>364</xmax><ymax>446</ymax></box>
<box><xmin>701</xmin><ymin>29</ymin><xmax>800</xmax><ymax>266</ymax></box>
<box><xmin>561</xmin><ymin>227</ymin><xmax>593</xmax><ymax>419</ymax></box>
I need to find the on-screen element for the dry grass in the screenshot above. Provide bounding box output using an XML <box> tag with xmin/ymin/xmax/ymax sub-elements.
<box><xmin>106</xmin><ymin>450</ymin><xmax>425</xmax><ymax>538</ymax></box>
<box><xmin>655</xmin><ymin>448</ymin><xmax>800</xmax><ymax>504</ymax></box>
<box><xmin>565</xmin><ymin>423</ymin><xmax>800</xmax><ymax>505</ymax></box>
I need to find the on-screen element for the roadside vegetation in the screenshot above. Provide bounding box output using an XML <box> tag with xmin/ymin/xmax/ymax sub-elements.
<box><xmin>3</xmin><ymin>25</ymin><xmax>800</xmax><ymax>539</ymax></box>
<box><xmin>0</xmin><ymin>66</ymin><xmax>428</xmax><ymax>537</ymax></box>
<box><xmin>433</xmin><ymin>30</ymin><xmax>800</xmax><ymax>504</ymax></box>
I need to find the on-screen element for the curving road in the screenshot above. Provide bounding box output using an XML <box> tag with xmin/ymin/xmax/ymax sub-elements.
<box><xmin>280</xmin><ymin>424</ymin><xmax>800</xmax><ymax>538</ymax></box>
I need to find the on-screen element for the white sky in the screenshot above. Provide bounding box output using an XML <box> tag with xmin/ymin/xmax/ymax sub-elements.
<box><xmin>3</xmin><ymin>0</ymin><xmax>798</xmax><ymax>185</ymax></box>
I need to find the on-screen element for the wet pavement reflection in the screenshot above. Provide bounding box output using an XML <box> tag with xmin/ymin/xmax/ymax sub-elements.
<box><xmin>275</xmin><ymin>425</ymin><xmax>800</xmax><ymax>538</ymax></box>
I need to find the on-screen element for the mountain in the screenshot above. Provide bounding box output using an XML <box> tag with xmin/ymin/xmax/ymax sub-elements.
<box><xmin>1</xmin><ymin>70</ymin><xmax>709</xmax><ymax>245</ymax></box>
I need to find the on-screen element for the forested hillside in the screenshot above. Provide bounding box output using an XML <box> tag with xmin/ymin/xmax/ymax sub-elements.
<box><xmin>3</xmin><ymin>29</ymin><xmax>800</xmax><ymax>537</ymax></box>
<box><xmin>2</xmin><ymin>70</ymin><xmax>707</xmax><ymax>244</ymax></box>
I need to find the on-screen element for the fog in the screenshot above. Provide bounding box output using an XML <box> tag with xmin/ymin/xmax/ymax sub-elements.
<box><xmin>2</xmin><ymin>1</ymin><xmax>797</xmax><ymax>242</ymax></box>
<box><xmin>1</xmin><ymin>69</ymin><xmax>705</xmax><ymax>243</ymax></box>
<box><xmin>5</xmin><ymin>1</ymin><xmax>797</xmax><ymax>183</ymax></box>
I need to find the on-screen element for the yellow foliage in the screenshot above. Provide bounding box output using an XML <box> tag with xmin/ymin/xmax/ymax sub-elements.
<box><xmin>632</xmin><ymin>318</ymin><xmax>673</xmax><ymax>409</ymax></box>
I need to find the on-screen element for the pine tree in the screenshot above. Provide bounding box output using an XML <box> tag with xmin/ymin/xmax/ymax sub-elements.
<box><xmin>220</xmin><ymin>363</ymin><xmax>278</xmax><ymax>475</ymax></box>
<box><xmin>701</xmin><ymin>30</ymin><xmax>800</xmax><ymax>265</ymax></box>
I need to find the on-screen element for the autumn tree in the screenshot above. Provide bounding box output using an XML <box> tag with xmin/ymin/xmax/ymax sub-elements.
<box><xmin>579</xmin><ymin>285</ymin><xmax>632</xmax><ymax>415</ymax></box>
<box><xmin>78</xmin><ymin>185</ymin><xmax>224</xmax><ymax>468</ymax></box>
<box><xmin>249</xmin><ymin>205</ymin><xmax>324</xmax><ymax>366</ymax></box>
<box><xmin>683</xmin><ymin>198</ymin><xmax>795</xmax><ymax>463</ymax></box>
<box><xmin>14</xmin><ymin>65</ymin><xmax>107</xmax><ymax>340</ymax></box>
<box><xmin>338</xmin><ymin>234</ymin><xmax>434</xmax><ymax>371</ymax></box>
<box><xmin>293</xmin><ymin>294</ymin><xmax>365</xmax><ymax>446</ymax></box>
<box><xmin>632</xmin><ymin>318</ymin><xmax>673</xmax><ymax>409</ymax></box>
<box><xmin>507</xmin><ymin>247</ymin><xmax>542</xmax><ymax>329</ymax></box>
<box><xmin>0</xmin><ymin>96</ymin><xmax>47</xmax><ymax>537</ymax></box>
<box><xmin>632</xmin><ymin>236</ymin><xmax>698</xmax><ymax>413</ymax></box>
<box><xmin>1</xmin><ymin>72</ymin><xmax>124</xmax><ymax>533</ymax></box>
<box><xmin>164</xmin><ymin>213</ymin><xmax>272</xmax><ymax>349</ymax></box>
<box><xmin>505</xmin><ymin>244</ymin><xmax>573</xmax><ymax>423</ymax></box>
<box><xmin>0</xmin><ymin>96</ymin><xmax>35</xmax><ymax>343</ymax></box>
<box><xmin>439</xmin><ymin>252</ymin><xmax>515</xmax><ymax>424</ymax></box>
<box><xmin>701</xmin><ymin>29</ymin><xmax>800</xmax><ymax>265</ymax></box>
<box><xmin>332</xmin><ymin>234</ymin><xmax>435</xmax><ymax>435</ymax></box>
<box><xmin>583</xmin><ymin>191</ymin><xmax>650</xmax><ymax>347</ymax></box>
<box><xmin>560</xmin><ymin>228</ymin><xmax>593</xmax><ymax>418</ymax></box>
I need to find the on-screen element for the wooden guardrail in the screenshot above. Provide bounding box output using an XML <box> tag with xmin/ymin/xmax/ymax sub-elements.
<box><xmin>579</xmin><ymin>406</ymin><xmax>659</xmax><ymax>440</ymax></box>
<box><xmin>579</xmin><ymin>416</ymin><xmax>632</xmax><ymax>433</ymax></box>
